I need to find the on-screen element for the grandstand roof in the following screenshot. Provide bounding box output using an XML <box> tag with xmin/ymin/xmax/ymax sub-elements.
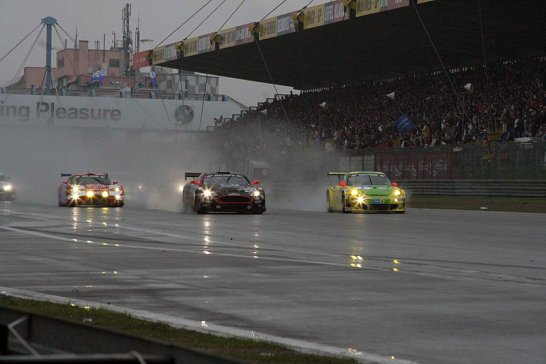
<box><xmin>155</xmin><ymin>0</ymin><xmax>546</xmax><ymax>90</ymax></box>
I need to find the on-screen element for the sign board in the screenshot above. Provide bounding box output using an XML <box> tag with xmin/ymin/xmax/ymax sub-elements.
<box><xmin>132</xmin><ymin>50</ymin><xmax>150</xmax><ymax>69</ymax></box>
<box><xmin>259</xmin><ymin>11</ymin><xmax>296</xmax><ymax>40</ymax></box>
<box><xmin>0</xmin><ymin>94</ymin><xmax>244</xmax><ymax>131</ymax></box>
<box><xmin>219</xmin><ymin>23</ymin><xmax>255</xmax><ymax>49</ymax></box>
<box><xmin>356</xmin><ymin>0</ymin><xmax>409</xmax><ymax>17</ymax></box>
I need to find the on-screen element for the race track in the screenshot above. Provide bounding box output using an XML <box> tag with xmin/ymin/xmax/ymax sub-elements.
<box><xmin>0</xmin><ymin>201</ymin><xmax>545</xmax><ymax>364</ymax></box>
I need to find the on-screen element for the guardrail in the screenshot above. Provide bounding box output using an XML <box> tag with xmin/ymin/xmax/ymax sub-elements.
<box><xmin>398</xmin><ymin>180</ymin><xmax>546</xmax><ymax>197</ymax></box>
<box><xmin>0</xmin><ymin>306</ymin><xmax>237</xmax><ymax>364</ymax></box>
<box><xmin>267</xmin><ymin>180</ymin><xmax>546</xmax><ymax>198</ymax></box>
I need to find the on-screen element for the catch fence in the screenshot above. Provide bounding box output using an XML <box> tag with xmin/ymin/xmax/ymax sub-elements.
<box><xmin>342</xmin><ymin>142</ymin><xmax>546</xmax><ymax>180</ymax></box>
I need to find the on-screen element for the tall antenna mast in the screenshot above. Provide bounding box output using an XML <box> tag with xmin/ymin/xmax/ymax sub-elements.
<box><xmin>41</xmin><ymin>16</ymin><xmax>58</xmax><ymax>92</ymax></box>
<box><xmin>122</xmin><ymin>3</ymin><xmax>132</xmax><ymax>76</ymax></box>
<box><xmin>136</xmin><ymin>17</ymin><xmax>141</xmax><ymax>53</ymax></box>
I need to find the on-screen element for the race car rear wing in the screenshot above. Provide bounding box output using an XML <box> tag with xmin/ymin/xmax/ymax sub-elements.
<box><xmin>61</xmin><ymin>172</ymin><xmax>109</xmax><ymax>178</ymax></box>
<box><xmin>327</xmin><ymin>172</ymin><xmax>345</xmax><ymax>182</ymax></box>
<box><xmin>184</xmin><ymin>172</ymin><xmax>201</xmax><ymax>179</ymax></box>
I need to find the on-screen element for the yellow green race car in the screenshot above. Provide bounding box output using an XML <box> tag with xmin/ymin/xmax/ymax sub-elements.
<box><xmin>327</xmin><ymin>171</ymin><xmax>406</xmax><ymax>213</ymax></box>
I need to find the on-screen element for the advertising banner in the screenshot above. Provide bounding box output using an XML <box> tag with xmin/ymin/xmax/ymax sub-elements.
<box><xmin>164</xmin><ymin>43</ymin><xmax>179</xmax><ymax>62</ymax></box>
<box><xmin>198</xmin><ymin>34</ymin><xmax>213</xmax><ymax>54</ymax></box>
<box><xmin>303</xmin><ymin>4</ymin><xmax>325</xmax><ymax>29</ymax></box>
<box><xmin>132</xmin><ymin>50</ymin><xmax>150</xmax><ymax>69</ymax></box>
<box><xmin>259</xmin><ymin>11</ymin><xmax>296</xmax><ymax>40</ymax></box>
<box><xmin>386</xmin><ymin>0</ymin><xmax>409</xmax><ymax>10</ymax></box>
<box><xmin>324</xmin><ymin>0</ymin><xmax>348</xmax><ymax>24</ymax></box>
<box><xmin>184</xmin><ymin>37</ymin><xmax>199</xmax><ymax>57</ymax></box>
<box><xmin>356</xmin><ymin>0</ymin><xmax>409</xmax><ymax>17</ymax></box>
<box><xmin>152</xmin><ymin>46</ymin><xmax>165</xmax><ymax>65</ymax></box>
<box><xmin>219</xmin><ymin>23</ymin><xmax>255</xmax><ymax>49</ymax></box>
<box><xmin>276</xmin><ymin>12</ymin><xmax>296</xmax><ymax>36</ymax></box>
<box><xmin>375</xmin><ymin>150</ymin><xmax>455</xmax><ymax>180</ymax></box>
<box><xmin>0</xmin><ymin>94</ymin><xmax>244</xmax><ymax>131</ymax></box>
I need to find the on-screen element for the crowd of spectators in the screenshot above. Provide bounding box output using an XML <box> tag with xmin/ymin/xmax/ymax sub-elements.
<box><xmin>214</xmin><ymin>57</ymin><xmax>546</xmax><ymax>161</ymax></box>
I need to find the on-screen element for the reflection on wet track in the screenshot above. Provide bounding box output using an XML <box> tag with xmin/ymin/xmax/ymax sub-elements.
<box><xmin>1</xmin><ymin>202</ymin><xmax>545</xmax><ymax>364</ymax></box>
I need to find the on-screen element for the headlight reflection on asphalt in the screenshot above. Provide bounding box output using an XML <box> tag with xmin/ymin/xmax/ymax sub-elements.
<box><xmin>392</xmin><ymin>258</ymin><xmax>401</xmax><ymax>272</ymax></box>
<box><xmin>350</xmin><ymin>255</ymin><xmax>364</xmax><ymax>269</ymax></box>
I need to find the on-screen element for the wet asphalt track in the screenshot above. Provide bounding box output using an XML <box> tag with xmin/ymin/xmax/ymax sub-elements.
<box><xmin>0</xmin><ymin>201</ymin><xmax>545</xmax><ymax>364</ymax></box>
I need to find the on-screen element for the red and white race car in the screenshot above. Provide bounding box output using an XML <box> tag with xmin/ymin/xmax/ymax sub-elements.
<box><xmin>58</xmin><ymin>172</ymin><xmax>124</xmax><ymax>207</ymax></box>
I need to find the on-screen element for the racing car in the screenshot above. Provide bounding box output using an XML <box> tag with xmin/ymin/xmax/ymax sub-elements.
<box><xmin>0</xmin><ymin>173</ymin><xmax>15</xmax><ymax>201</ymax></box>
<box><xmin>58</xmin><ymin>172</ymin><xmax>124</xmax><ymax>207</ymax></box>
<box><xmin>327</xmin><ymin>171</ymin><xmax>405</xmax><ymax>213</ymax></box>
<box><xmin>182</xmin><ymin>172</ymin><xmax>265</xmax><ymax>214</ymax></box>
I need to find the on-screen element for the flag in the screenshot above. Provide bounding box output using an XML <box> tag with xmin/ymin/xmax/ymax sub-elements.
<box><xmin>150</xmin><ymin>70</ymin><xmax>157</xmax><ymax>89</ymax></box>
<box><xmin>91</xmin><ymin>70</ymin><xmax>101</xmax><ymax>84</ymax></box>
<box><xmin>396</xmin><ymin>114</ymin><xmax>414</xmax><ymax>133</ymax></box>
<box><xmin>99</xmin><ymin>69</ymin><xmax>107</xmax><ymax>86</ymax></box>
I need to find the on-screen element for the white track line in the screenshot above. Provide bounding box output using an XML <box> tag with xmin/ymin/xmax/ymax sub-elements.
<box><xmin>1</xmin><ymin>286</ymin><xmax>419</xmax><ymax>364</ymax></box>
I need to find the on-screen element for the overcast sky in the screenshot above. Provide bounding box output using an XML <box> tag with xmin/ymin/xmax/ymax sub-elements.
<box><xmin>0</xmin><ymin>0</ymin><xmax>319</xmax><ymax>106</ymax></box>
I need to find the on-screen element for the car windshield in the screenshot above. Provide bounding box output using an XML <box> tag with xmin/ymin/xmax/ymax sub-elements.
<box><xmin>203</xmin><ymin>174</ymin><xmax>249</xmax><ymax>187</ymax></box>
<box><xmin>347</xmin><ymin>174</ymin><xmax>391</xmax><ymax>186</ymax></box>
<box><xmin>71</xmin><ymin>176</ymin><xmax>111</xmax><ymax>185</ymax></box>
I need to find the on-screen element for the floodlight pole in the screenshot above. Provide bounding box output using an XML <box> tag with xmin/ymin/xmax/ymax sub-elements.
<box><xmin>41</xmin><ymin>16</ymin><xmax>57</xmax><ymax>91</ymax></box>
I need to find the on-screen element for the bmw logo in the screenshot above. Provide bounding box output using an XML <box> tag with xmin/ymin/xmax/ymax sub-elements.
<box><xmin>174</xmin><ymin>105</ymin><xmax>194</xmax><ymax>125</ymax></box>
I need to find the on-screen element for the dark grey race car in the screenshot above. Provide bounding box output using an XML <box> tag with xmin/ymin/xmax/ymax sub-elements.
<box><xmin>182</xmin><ymin>172</ymin><xmax>266</xmax><ymax>214</ymax></box>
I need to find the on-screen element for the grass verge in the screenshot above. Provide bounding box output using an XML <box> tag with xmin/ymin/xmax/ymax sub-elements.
<box><xmin>0</xmin><ymin>296</ymin><xmax>357</xmax><ymax>364</ymax></box>
<box><xmin>408</xmin><ymin>195</ymin><xmax>546</xmax><ymax>213</ymax></box>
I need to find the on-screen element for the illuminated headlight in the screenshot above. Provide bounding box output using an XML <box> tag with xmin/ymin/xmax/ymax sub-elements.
<box><xmin>178</xmin><ymin>185</ymin><xmax>184</xmax><ymax>193</ymax></box>
<box><xmin>252</xmin><ymin>190</ymin><xmax>261</xmax><ymax>197</ymax></box>
<box><xmin>393</xmin><ymin>189</ymin><xmax>401</xmax><ymax>196</ymax></box>
<box><xmin>357</xmin><ymin>196</ymin><xmax>365</xmax><ymax>204</ymax></box>
<box><xmin>202</xmin><ymin>189</ymin><xmax>213</xmax><ymax>198</ymax></box>
<box><xmin>3</xmin><ymin>184</ymin><xmax>12</xmax><ymax>192</ymax></box>
<box><xmin>101</xmin><ymin>191</ymin><xmax>109</xmax><ymax>198</ymax></box>
<box><xmin>115</xmin><ymin>187</ymin><xmax>120</xmax><ymax>192</ymax></box>
<box><xmin>350</xmin><ymin>189</ymin><xmax>358</xmax><ymax>196</ymax></box>
<box><xmin>86</xmin><ymin>190</ymin><xmax>94</xmax><ymax>198</ymax></box>
<box><xmin>70</xmin><ymin>194</ymin><xmax>79</xmax><ymax>200</ymax></box>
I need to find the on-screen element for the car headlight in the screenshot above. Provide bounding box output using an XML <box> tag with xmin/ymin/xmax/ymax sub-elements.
<box><xmin>350</xmin><ymin>189</ymin><xmax>358</xmax><ymax>196</ymax></box>
<box><xmin>357</xmin><ymin>196</ymin><xmax>364</xmax><ymax>204</ymax></box>
<box><xmin>393</xmin><ymin>188</ymin><xmax>401</xmax><ymax>196</ymax></box>
<box><xmin>202</xmin><ymin>189</ymin><xmax>213</xmax><ymax>198</ymax></box>
<box><xmin>252</xmin><ymin>190</ymin><xmax>261</xmax><ymax>197</ymax></box>
<box><xmin>86</xmin><ymin>190</ymin><xmax>94</xmax><ymax>198</ymax></box>
<box><xmin>101</xmin><ymin>191</ymin><xmax>109</xmax><ymax>198</ymax></box>
<box><xmin>3</xmin><ymin>184</ymin><xmax>12</xmax><ymax>192</ymax></box>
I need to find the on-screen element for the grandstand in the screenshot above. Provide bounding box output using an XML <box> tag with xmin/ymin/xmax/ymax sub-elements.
<box><xmin>153</xmin><ymin>0</ymin><xmax>545</xmax><ymax>88</ymax></box>
<box><xmin>150</xmin><ymin>0</ymin><xmax>545</xmax><ymax>180</ymax></box>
